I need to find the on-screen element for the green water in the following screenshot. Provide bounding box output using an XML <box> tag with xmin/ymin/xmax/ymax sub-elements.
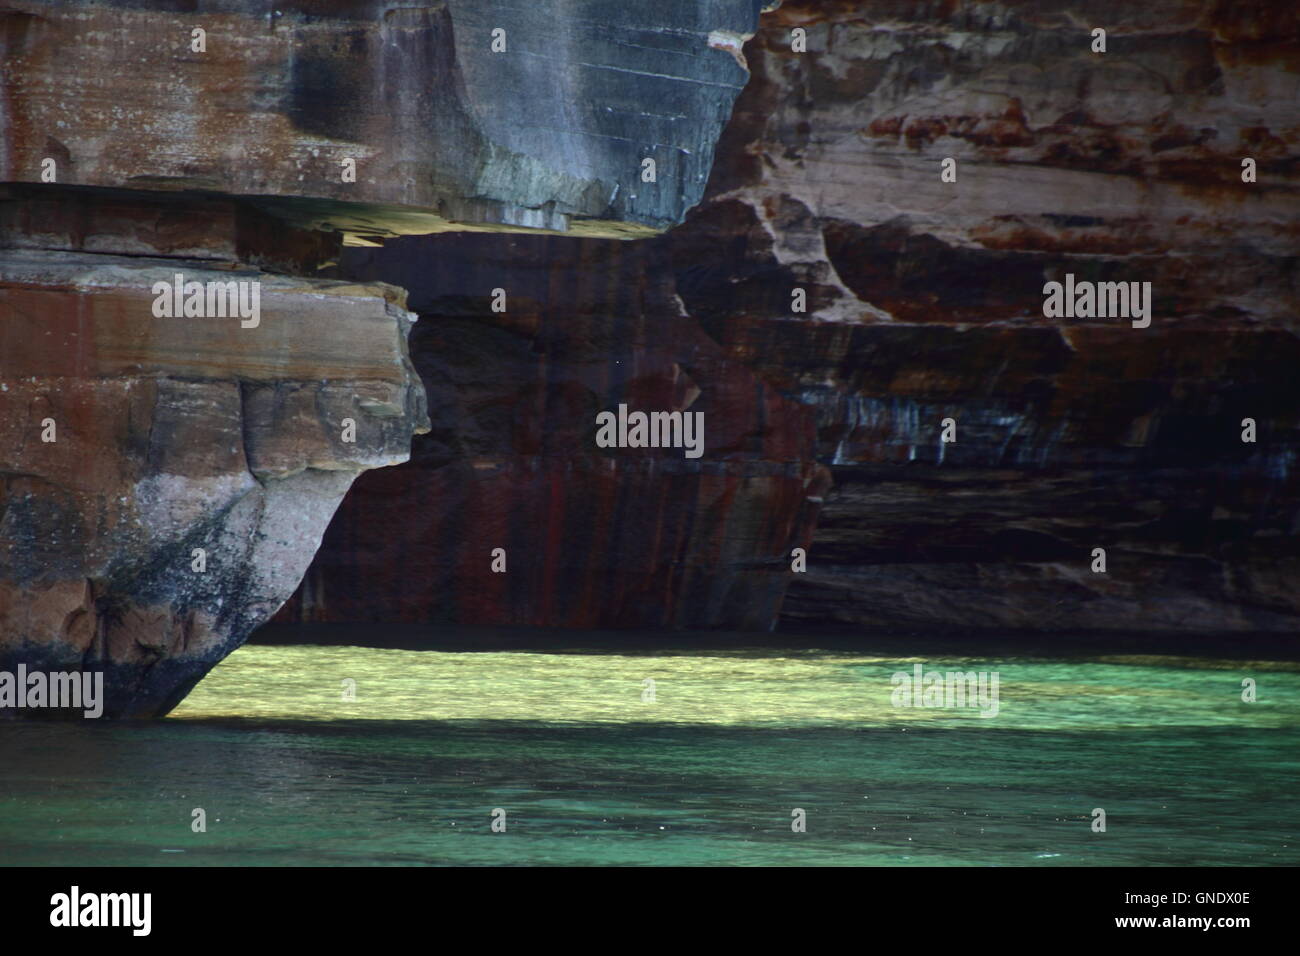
<box><xmin>1</xmin><ymin>642</ymin><xmax>1297</xmax><ymax>866</ymax></box>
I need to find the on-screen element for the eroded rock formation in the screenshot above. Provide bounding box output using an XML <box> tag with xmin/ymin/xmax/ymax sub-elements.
<box><xmin>1</xmin><ymin>0</ymin><xmax>772</xmax><ymax>715</ymax></box>
<box><xmin>0</xmin><ymin>244</ymin><xmax>426</xmax><ymax>716</ymax></box>
<box><xmin>276</xmin><ymin>233</ymin><xmax>828</xmax><ymax>630</ymax></box>
<box><xmin>2</xmin><ymin>0</ymin><xmax>773</xmax><ymax>236</ymax></box>
<box><xmin>284</xmin><ymin>0</ymin><xmax>1300</xmax><ymax>636</ymax></box>
<box><xmin>5</xmin><ymin>0</ymin><xmax>1298</xmax><ymax>722</ymax></box>
<box><xmin>681</xmin><ymin>0</ymin><xmax>1300</xmax><ymax>633</ymax></box>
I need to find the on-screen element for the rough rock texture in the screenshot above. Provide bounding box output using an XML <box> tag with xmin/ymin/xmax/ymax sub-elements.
<box><xmin>7</xmin><ymin>0</ymin><xmax>1299</xmax><ymax>722</ymax></box>
<box><xmin>671</xmin><ymin>0</ymin><xmax>1300</xmax><ymax>633</ymax></box>
<box><xmin>0</xmin><ymin>251</ymin><xmax>426</xmax><ymax>712</ymax></box>
<box><xmin>0</xmin><ymin>183</ymin><xmax>342</xmax><ymax>274</ymax></box>
<box><xmin>2</xmin><ymin>1</ymin><xmax>779</xmax><ymax>716</ymax></box>
<box><xmin>284</xmin><ymin>0</ymin><xmax>1300</xmax><ymax>636</ymax></box>
<box><xmin>276</xmin><ymin>232</ymin><xmax>828</xmax><ymax>630</ymax></box>
<box><xmin>1</xmin><ymin>0</ymin><xmax>772</xmax><ymax>237</ymax></box>
<box><xmin>0</xmin><ymin>248</ymin><xmax>427</xmax><ymax>716</ymax></box>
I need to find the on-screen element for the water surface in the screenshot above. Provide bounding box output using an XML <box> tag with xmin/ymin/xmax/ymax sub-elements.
<box><xmin>1</xmin><ymin>641</ymin><xmax>1296</xmax><ymax>866</ymax></box>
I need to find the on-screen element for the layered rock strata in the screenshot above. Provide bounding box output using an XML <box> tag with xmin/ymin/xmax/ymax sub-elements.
<box><xmin>0</xmin><ymin>247</ymin><xmax>426</xmax><ymax>716</ymax></box>
<box><xmin>1</xmin><ymin>0</ymin><xmax>773</xmax><ymax>237</ymax></box>
<box><xmin>1</xmin><ymin>0</ymin><xmax>776</xmax><ymax>715</ymax></box>
<box><xmin>284</xmin><ymin>0</ymin><xmax>1300</xmax><ymax>636</ymax></box>
<box><xmin>678</xmin><ymin>0</ymin><xmax>1300</xmax><ymax>633</ymax></box>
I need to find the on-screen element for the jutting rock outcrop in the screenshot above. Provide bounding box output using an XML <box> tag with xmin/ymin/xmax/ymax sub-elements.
<box><xmin>0</xmin><ymin>243</ymin><xmax>427</xmax><ymax>717</ymax></box>
<box><xmin>1</xmin><ymin>0</ymin><xmax>774</xmax><ymax>716</ymax></box>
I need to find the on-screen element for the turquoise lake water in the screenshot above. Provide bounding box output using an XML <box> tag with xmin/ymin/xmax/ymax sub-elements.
<box><xmin>0</xmin><ymin>640</ymin><xmax>1296</xmax><ymax>866</ymax></box>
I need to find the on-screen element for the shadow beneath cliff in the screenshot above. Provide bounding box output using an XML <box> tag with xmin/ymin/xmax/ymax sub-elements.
<box><xmin>250</xmin><ymin>621</ymin><xmax>1300</xmax><ymax>662</ymax></box>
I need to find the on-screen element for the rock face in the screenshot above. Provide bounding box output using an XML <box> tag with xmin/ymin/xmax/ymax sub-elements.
<box><xmin>0</xmin><ymin>246</ymin><xmax>427</xmax><ymax>717</ymax></box>
<box><xmin>1</xmin><ymin>1</ymin><xmax>775</xmax><ymax>716</ymax></box>
<box><xmin>6</xmin><ymin>0</ymin><xmax>1299</xmax><ymax>724</ymax></box>
<box><xmin>275</xmin><ymin>232</ymin><xmax>828</xmax><ymax>630</ymax></box>
<box><xmin>1</xmin><ymin>0</ymin><xmax>772</xmax><ymax>237</ymax></box>
<box><xmin>675</xmin><ymin>0</ymin><xmax>1300</xmax><ymax>633</ymax></box>
<box><xmin>283</xmin><ymin>0</ymin><xmax>1300</xmax><ymax>637</ymax></box>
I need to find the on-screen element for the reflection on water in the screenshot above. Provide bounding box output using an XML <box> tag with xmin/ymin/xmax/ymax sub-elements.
<box><xmin>0</xmin><ymin>642</ymin><xmax>1296</xmax><ymax>866</ymax></box>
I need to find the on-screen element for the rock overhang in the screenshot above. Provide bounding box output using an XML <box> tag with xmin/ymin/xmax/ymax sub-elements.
<box><xmin>1</xmin><ymin>0</ymin><xmax>776</xmax><ymax>240</ymax></box>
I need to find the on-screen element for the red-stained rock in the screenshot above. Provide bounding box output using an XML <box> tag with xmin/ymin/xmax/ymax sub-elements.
<box><xmin>669</xmin><ymin>0</ymin><xmax>1300</xmax><ymax>634</ymax></box>
<box><xmin>278</xmin><ymin>0</ymin><xmax>1300</xmax><ymax>637</ymax></box>
<box><xmin>276</xmin><ymin>233</ymin><xmax>829</xmax><ymax>630</ymax></box>
<box><xmin>1</xmin><ymin>1</ymin><xmax>780</xmax><ymax>717</ymax></box>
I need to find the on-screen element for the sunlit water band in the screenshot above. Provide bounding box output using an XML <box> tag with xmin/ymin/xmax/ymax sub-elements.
<box><xmin>172</xmin><ymin>644</ymin><xmax>1300</xmax><ymax>731</ymax></box>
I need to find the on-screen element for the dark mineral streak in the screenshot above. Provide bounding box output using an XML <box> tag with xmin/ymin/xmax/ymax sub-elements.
<box><xmin>1</xmin><ymin>0</ymin><xmax>771</xmax><ymax>716</ymax></box>
<box><xmin>284</xmin><ymin>0</ymin><xmax>1300</xmax><ymax>636</ymax></box>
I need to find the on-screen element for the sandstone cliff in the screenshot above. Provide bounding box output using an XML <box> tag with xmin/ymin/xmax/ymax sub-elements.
<box><xmin>3</xmin><ymin>1</ymin><xmax>1298</xmax><ymax>722</ymax></box>
<box><xmin>277</xmin><ymin>231</ymin><xmax>829</xmax><ymax>630</ymax></box>
<box><xmin>2</xmin><ymin>0</ymin><xmax>772</xmax><ymax>236</ymax></box>
<box><xmin>0</xmin><ymin>243</ymin><xmax>427</xmax><ymax>716</ymax></box>
<box><xmin>1</xmin><ymin>0</ymin><xmax>772</xmax><ymax>716</ymax></box>
<box><xmin>283</xmin><ymin>0</ymin><xmax>1300</xmax><ymax>636</ymax></box>
<box><xmin>692</xmin><ymin>0</ymin><xmax>1300</xmax><ymax>632</ymax></box>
